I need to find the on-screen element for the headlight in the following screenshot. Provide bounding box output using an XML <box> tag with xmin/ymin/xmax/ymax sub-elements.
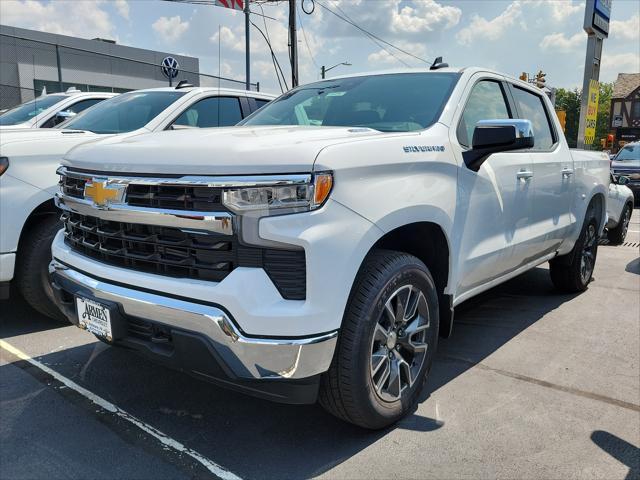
<box><xmin>222</xmin><ymin>172</ymin><xmax>333</xmax><ymax>214</ymax></box>
<box><xmin>0</xmin><ymin>157</ymin><xmax>8</xmax><ymax>176</ymax></box>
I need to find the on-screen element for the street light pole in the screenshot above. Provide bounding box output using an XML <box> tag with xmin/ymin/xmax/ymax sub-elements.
<box><xmin>321</xmin><ymin>62</ymin><xmax>351</xmax><ymax>79</ymax></box>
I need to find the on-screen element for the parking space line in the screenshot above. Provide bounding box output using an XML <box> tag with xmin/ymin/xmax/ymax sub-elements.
<box><xmin>0</xmin><ymin>339</ymin><xmax>243</xmax><ymax>480</ymax></box>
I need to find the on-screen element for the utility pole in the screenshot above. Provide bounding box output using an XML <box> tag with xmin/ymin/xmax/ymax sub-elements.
<box><xmin>245</xmin><ymin>0</ymin><xmax>250</xmax><ymax>90</ymax></box>
<box><xmin>288</xmin><ymin>0</ymin><xmax>298</xmax><ymax>88</ymax></box>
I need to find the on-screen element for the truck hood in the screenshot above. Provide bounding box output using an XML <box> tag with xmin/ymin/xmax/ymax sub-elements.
<box><xmin>0</xmin><ymin>128</ymin><xmax>98</xmax><ymax>148</ymax></box>
<box><xmin>62</xmin><ymin>125</ymin><xmax>389</xmax><ymax>175</ymax></box>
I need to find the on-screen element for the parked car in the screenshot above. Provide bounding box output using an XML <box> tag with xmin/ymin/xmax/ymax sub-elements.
<box><xmin>0</xmin><ymin>87</ymin><xmax>116</xmax><ymax>130</ymax></box>
<box><xmin>50</xmin><ymin>68</ymin><xmax>609</xmax><ymax>429</ymax></box>
<box><xmin>611</xmin><ymin>142</ymin><xmax>640</xmax><ymax>204</ymax></box>
<box><xmin>0</xmin><ymin>85</ymin><xmax>274</xmax><ymax>319</ymax></box>
<box><xmin>606</xmin><ymin>174</ymin><xmax>634</xmax><ymax>244</ymax></box>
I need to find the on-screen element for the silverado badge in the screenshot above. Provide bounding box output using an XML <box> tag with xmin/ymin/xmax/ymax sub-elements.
<box><xmin>84</xmin><ymin>179</ymin><xmax>126</xmax><ymax>208</ymax></box>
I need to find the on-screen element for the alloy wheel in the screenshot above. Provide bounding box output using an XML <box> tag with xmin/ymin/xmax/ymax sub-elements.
<box><xmin>580</xmin><ymin>223</ymin><xmax>597</xmax><ymax>284</ymax></box>
<box><xmin>369</xmin><ymin>284</ymin><xmax>430</xmax><ymax>402</ymax></box>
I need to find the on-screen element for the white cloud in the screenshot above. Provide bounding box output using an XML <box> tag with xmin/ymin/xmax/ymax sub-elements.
<box><xmin>610</xmin><ymin>14</ymin><xmax>640</xmax><ymax>41</ymax></box>
<box><xmin>601</xmin><ymin>53</ymin><xmax>640</xmax><ymax>82</ymax></box>
<box><xmin>524</xmin><ymin>0</ymin><xmax>583</xmax><ymax>21</ymax></box>
<box><xmin>539</xmin><ymin>32</ymin><xmax>584</xmax><ymax>52</ymax></box>
<box><xmin>114</xmin><ymin>0</ymin><xmax>129</xmax><ymax>21</ymax></box>
<box><xmin>0</xmin><ymin>0</ymin><xmax>115</xmax><ymax>38</ymax></box>
<box><xmin>152</xmin><ymin>15</ymin><xmax>190</xmax><ymax>42</ymax></box>
<box><xmin>456</xmin><ymin>1</ymin><xmax>522</xmax><ymax>45</ymax></box>
<box><xmin>314</xmin><ymin>0</ymin><xmax>461</xmax><ymax>41</ymax></box>
<box><xmin>367</xmin><ymin>41</ymin><xmax>427</xmax><ymax>67</ymax></box>
<box><xmin>391</xmin><ymin>0</ymin><xmax>461</xmax><ymax>34</ymax></box>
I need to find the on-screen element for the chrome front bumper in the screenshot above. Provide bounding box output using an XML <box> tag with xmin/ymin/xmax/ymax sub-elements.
<box><xmin>49</xmin><ymin>259</ymin><xmax>337</xmax><ymax>381</ymax></box>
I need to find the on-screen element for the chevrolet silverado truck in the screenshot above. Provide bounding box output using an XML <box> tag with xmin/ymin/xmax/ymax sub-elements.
<box><xmin>0</xmin><ymin>85</ymin><xmax>273</xmax><ymax>318</ymax></box>
<box><xmin>50</xmin><ymin>68</ymin><xmax>609</xmax><ymax>429</ymax></box>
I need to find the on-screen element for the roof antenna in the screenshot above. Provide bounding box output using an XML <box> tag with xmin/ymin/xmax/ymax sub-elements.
<box><xmin>430</xmin><ymin>56</ymin><xmax>449</xmax><ymax>70</ymax></box>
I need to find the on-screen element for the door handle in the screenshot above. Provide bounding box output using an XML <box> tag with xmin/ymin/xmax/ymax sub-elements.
<box><xmin>517</xmin><ymin>170</ymin><xmax>533</xmax><ymax>181</ymax></box>
<box><xmin>562</xmin><ymin>168</ymin><xmax>574</xmax><ymax>178</ymax></box>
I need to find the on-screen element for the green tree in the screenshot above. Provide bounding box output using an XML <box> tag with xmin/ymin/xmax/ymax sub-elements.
<box><xmin>554</xmin><ymin>88</ymin><xmax>581</xmax><ymax>148</ymax></box>
<box><xmin>595</xmin><ymin>82</ymin><xmax>613</xmax><ymax>148</ymax></box>
<box><xmin>553</xmin><ymin>82</ymin><xmax>613</xmax><ymax>150</ymax></box>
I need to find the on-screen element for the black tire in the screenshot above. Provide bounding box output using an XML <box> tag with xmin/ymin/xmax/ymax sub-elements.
<box><xmin>15</xmin><ymin>215</ymin><xmax>66</xmax><ymax>321</ymax></box>
<box><xmin>607</xmin><ymin>203</ymin><xmax>632</xmax><ymax>245</ymax></box>
<box><xmin>549</xmin><ymin>205</ymin><xmax>599</xmax><ymax>293</ymax></box>
<box><xmin>319</xmin><ymin>249</ymin><xmax>439</xmax><ymax>429</ymax></box>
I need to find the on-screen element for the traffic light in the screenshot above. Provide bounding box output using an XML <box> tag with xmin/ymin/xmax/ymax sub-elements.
<box><xmin>519</xmin><ymin>72</ymin><xmax>528</xmax><ymax>81</ymax></box>
<box><xmin>535</xmin><ymin>70</ymin><xmax>546</xmax><ymax>88</ymax></box>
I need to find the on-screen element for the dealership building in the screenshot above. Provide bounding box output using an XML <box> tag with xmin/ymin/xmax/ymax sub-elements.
<box><xmin>0</xmin><ymin>24</ymin><xmax>204</xmax><ymax>109</ymax></box>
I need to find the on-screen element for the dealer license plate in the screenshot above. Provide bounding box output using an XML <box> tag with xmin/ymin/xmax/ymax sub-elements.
<box><xmin>76</xmin><ymin>296</ymin><xmax>113</xmax><ymax>341</ymax></box>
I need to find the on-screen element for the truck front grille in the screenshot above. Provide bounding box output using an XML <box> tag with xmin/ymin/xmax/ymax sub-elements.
<box><xmin>62</xmin><ymin>212</ymin><xmax>306</xmax><ymax>299</ymax></box>
<box><xmin>126</xmin><ymin>184</ymin><xmax>227</xmax><ymax>212</ymax></box>
<box><xmin>59</xmin><ymin>175</ymin><xmax>227</xmax><ymax>212</ymax></box>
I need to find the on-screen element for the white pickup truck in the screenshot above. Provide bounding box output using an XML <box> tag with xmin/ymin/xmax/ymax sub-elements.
<box><xmin>0</xmin><ymin>88</ymin><xmax>117</xmax><ymax>129</ymax></box>
<box><xmin>0</xmin><ymin>86</ymin><xmax>273</xmax><ymax>318</ymax></box>
<box><xmin>50</xmin><ymin>67</ymin><xmax>609</xmax><ymax>429</ymax></box>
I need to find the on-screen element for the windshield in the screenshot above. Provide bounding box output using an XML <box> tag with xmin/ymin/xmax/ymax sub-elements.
<box><xmin>240</xmin><ymin>73</ymin><xmax>460</xmax><ymax>132</ymax></box>
<box><xmin>0</xmin><ymin>95</ymin><xmax>69</xmax><ymax>126</ymax></box>
<box><xmin>614</xmin><ymin>144</ymin><xmax>640</xmax><ymax>162</ymax></box>
<box><xmin>61</xmin><ymin>91</ymin><xmax>186</xmax><ymax>134</ymax></box>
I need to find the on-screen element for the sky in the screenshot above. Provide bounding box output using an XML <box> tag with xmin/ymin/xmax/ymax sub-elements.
<box><xmin>1</xmin><ymin>0</ymin><xmax>638</xmax><ymax>94</ymax></box>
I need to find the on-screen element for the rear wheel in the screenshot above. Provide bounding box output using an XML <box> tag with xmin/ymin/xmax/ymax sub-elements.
<box><xmin>608</xmin><ymin>203</ymin><xmax>632</xmax><ymax>245</ymax></box>
<box><xmin>549</xmin><ymin>206</ymin><xmax>599</xmax><ymax>293</ymax></box>
<box><xmin>319</xmin><ymin>250</ymin><xmax>439</xmax><ymax>429</ymax></box>
<box><xmin>15</xmin><ymin>215</ymin><xmax>66</xmax><ymax>321</ymax></box>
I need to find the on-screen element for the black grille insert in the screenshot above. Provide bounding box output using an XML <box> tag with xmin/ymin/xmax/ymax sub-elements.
<box><xmin>126</xmin><ymin>184</ymin><xmax>227</xmax><ymax>212</ymax></box>
<box><xmin>60</xmin><ymin>176</ymin><xmax>87</xmax><ymax>199</ymax></box>
<box><xmin>62</xmin><ymin>212</ymin><xmax>306</xmax><ymax>299</ymax></box>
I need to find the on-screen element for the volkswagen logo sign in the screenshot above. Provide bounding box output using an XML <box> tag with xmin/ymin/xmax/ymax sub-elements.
<box><xmin>161</xmin><ymin>56</ymin><xmax>180</xmax><ymax>79</ymax></box>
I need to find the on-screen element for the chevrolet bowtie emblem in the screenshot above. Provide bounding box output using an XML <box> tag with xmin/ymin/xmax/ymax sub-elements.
<box><xmin>84</xmin><ymin>179</ymin><xmax>125</xmax><ymax>207</ymax></box>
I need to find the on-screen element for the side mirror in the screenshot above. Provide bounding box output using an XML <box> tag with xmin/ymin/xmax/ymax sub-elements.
<box><xmin>617</xmin><ymin>175</ymin><xmax>630</xmax><ymax>186</ymax></box>
<box><xmin>463</xmin><ymin>119</ymin><xmax>534</xmax><ymax>171</ymax></box>
<box><xmin>53</xmin><ymin>110</ymin><xmax>77</xmax><ymax>126</ymax></box>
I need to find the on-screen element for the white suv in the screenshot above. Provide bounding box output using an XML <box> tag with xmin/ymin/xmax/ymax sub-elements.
<box><xmin>0</xmin><ymin>88</ymin><xmax>117</xmax><ymax>129</ymax></box>
<box><xmin>50</xmin><ymin>68</ymin><xmax>609</xmax><ymax>428</ymax></box>
<box><xmin>0</xmin><ymin>86</ymin><xmax>274</xmax><ymax>318</ymax></box>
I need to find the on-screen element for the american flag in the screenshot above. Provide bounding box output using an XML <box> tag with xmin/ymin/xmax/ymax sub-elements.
<box><xmin>215</xmin><ymin>0</ymin><xmax>244</xmax><ymax>10</ymax></box>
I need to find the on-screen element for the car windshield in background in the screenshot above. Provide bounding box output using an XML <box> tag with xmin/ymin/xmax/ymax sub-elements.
<box><xmin>614</xmin><ymin>144</ymin><xmax>640</xmax><ymax>162</ymax></box>
<box><xmin>240</xmin><ymin>73</ymin><xmax>461</xmax><ymax>132</ymax></box>
<box><xmin>61</xmin><ymin>91</ymin><xmax>186</xmax><ymax>134</ymax></box>
<box><xmin>0</xmin><ymin>94</ymin><xmax>69</xmax><ymax>125</ymax></box>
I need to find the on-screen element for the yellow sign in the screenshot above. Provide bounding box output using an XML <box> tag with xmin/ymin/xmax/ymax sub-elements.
<box><xmin>584</xmin><ymin>79</ymin><xmax>599</xmax><ymax>145</ymax></box>
<box><xmin>555</xmin><ymin>110</ymin><xmax>566</xmax><ymax>133</ymax></box>
<box><xmin>84</xmin><ymin>180</ymin><xmax>123</xmax><ymax>207</ymax></box>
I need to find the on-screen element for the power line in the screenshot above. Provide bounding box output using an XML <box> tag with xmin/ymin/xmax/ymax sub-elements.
<box><xmin>331</xmin><ymin>2</ymin><xmax>411</xmax><ymax>68</ymax></box>
<box><xmin>297</xmin><ymin>4</ymin><xmax>319</xmax><ymax>71</ymax></box>
<box><xmin>250</xmin><ymin>20</ymin><xmax>289</xmax><ymax>92</ymax></box>
<box><xmin>256</xmin><ymin>3</ymin><xmax>285</xmax><ymax>93</ymax></box>
<box><xmin>314</xmin><ymin>1</ymin><xmax>432</xmax><ymax>66</ymax></box>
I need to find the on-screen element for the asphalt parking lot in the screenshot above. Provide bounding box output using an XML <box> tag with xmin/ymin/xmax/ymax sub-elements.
<box><xmin>1</xmin><ymin>211</ymin><xmax>638</xmax><ymax>480</ymax></box>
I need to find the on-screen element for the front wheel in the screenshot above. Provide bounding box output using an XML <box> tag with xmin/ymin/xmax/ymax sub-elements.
<box><xmin>15</xmin><ymin>215</ymin><xmax>66</xmax><ymax>321</ymax></box>
<box><xmin>319</xmin><ymin>250</ymin><xmax>439</xmax><ymax>429</ymax></box>
<box><xmin>549</xmin><ymin>206</ymin><xmax>599</xmax><ymax>293</ymax></box>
